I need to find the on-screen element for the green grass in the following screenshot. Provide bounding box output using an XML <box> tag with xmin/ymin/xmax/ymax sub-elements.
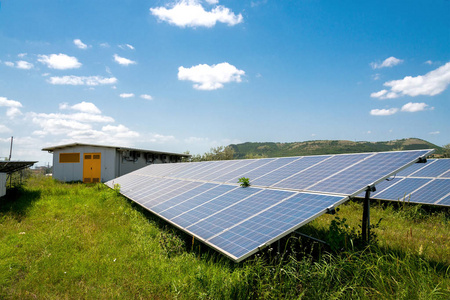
<box><xmin>1</xmin><ymin>176</ymin><xmax>449</xmax><ymax>299</ymax></box>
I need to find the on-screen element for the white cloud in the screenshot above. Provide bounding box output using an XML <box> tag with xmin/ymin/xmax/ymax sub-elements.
<box><xmin>38</xmin><ymin>53</ymin><xmax>82</xmax><ymax>69</ymax></box>
<box><xmin>148</xmin><ymin>133</ymin><xmax>176</xmax><ymax>143</ymax></box>
<box><xmin>205</xmin><ymin>0</ymin><xmax>219</xmax><ymax>4</ymax></box>
<box><xmin>28</xmin><ymin>101</ymin><xmax>116</xmax><ymax>141</ymax></box>
<box><xmin>140</xmin><ymin>94</ymin><xmax>153</xmax><ymax>100</ymax></box>
<box><xmin>69</xmin><ymin>101</ymin><xmax>102</xmax><ymax>114</ymax></box>
<box><xmin>0</xmin><ymin>124</ymin><xmax>11</xmax><ymax>133</ymax></box>
<box><xmin>119</xmin><ymin>44</ymin><xmax>135</xmax><ymax>50</ymax></box>
<box><xmin>178</xmin><ymin>62</ymin><xmax>245</xmax><ymax>90</ymax></box>
<box><xmin>401</xmin><ymin>102</ymin><xmax>429</xmax><ymax>112</ymax></box>
<box><xmin>371</xmin><ymin>56</ymin><xmax>403</xmax><ymax>69</ymax></box>
<box><xmin>429</xmin><ymin>131</ymin><xmax>440</xmax><ymax>135</ymax></box>
<box><xmin>370</xmin><ymin>89</ymin><xmax>388</xmax><ymax>98</ymax></box>
<box><xmin>425</xmin><ymin>60</ymin><xmax>433</xmax><ymax>65</ymax></box>
<box><xmin>0</xmin><ymin>96</ymin><xmax>23</xmax><ymax>119</ymax></box>
<box><xmin>31</xmin><ymin>112</ymin><xmax>114</xmax><ymax>124</ymax></box>
<box><xmin>0</xmin><ymin>96</ymin><xmax>23</xmax><ymax>108</ymax></box>
<box><xmin>16</xmin><ymin>60</ymin><xmax>34</xmax><ymax>69</ymax></box>
<box><xmin>4</xmin><ymin>60</ymin><xmax>34</xmax><ymax>69</ymax></box>
<box><xmin>102</xmin><ymin>124</ymin><xmax>139</xmax><ymax>138</ymax></box>
<box><xmin>6</xmin><ymin>107</ymin><xmax>23</xmax><ymax>119</ymax></box>
<box><xmin>18</xmin><ymin>53</ymin><xmax>27</xmax><ymax>58</ymax></box>
<box><xmin>48</xmin><ymin>75</ymin><xmax>117</xmax><ymax>86</ymax></box>
<box><xmin>372</xmin><ymin>73</ymin><xmax>380</xmax><ymax>80</ymax></box>
<box><xmin>113</xmin><ymin>54</ymin><xmax>136</xmax><ymax>66</ymax></box>
<box><xmin>370</xmin><ymin>108</ymin><xmax>399</xmax><ymax>116</ymax></box>
<box><xmin>74</xmin><ymin>39</ymin><xmax>88</xmax><ymax>49</ymax></box>
<box><xmin>150</xmin><ymin>0</ymin><xmax>243</xmax><ymax>28</ymax></box>
<box><xmin>371</xmin><ymin>62</ymin><xmax>450</xmax><ymax>99</ymax></box>
<box><xmin>100</xmin><ymin>42</ymin><xmax>110</xmax><ymax>48</ymax></box>
<box><xmin>251</xmin><ymin>0</ymin><xmax>268</xmax><ymax>7</ymax></box>
<box><xmin>120</xmin><ymin>93</ymin><xmax>135</xmax><ymax>98</ymax></box>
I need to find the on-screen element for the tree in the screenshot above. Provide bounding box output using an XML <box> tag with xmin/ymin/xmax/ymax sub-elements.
<box><xmin>186</xmin><ymin>146</ymin><xmax>236</xmax><ymax>162</ymax></box>
<box><xmin>443</xmin><ymin>144</ymin><xmax>450</xmax><ymax>158</ymax></box>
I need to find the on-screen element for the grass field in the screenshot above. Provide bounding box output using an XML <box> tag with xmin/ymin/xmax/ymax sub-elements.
<box><xmin>1</xmin><ymin>176</ymin><xmax>449</xmax><ymax>299</ymax></box>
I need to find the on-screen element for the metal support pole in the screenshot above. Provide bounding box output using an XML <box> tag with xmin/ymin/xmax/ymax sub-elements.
<box><xmin>8</xmin><ymin>136</ymin><xmax>13</xmax><ymax>161</ymax></box>
<box><xmin>362</xmin><ymin>186</ymin><xmax>375</xmax><ymax>243</ymax></box>
<box><xmin>362</xmin><ymin>189</ymin><xmax>370</xmax><ymax>243</ymax></box>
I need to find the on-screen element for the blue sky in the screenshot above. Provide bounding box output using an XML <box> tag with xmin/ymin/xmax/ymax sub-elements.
<box><xmin>0</xmin><ymin>0</ymin><xmax>449</xmax><ymax>166</ymax></box>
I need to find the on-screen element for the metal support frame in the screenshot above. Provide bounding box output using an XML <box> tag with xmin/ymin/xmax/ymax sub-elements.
<box><xmin>294</xmin><ymin>231</ymin><xmax>329</xmax><ymax>246</ymax></box>
<box><xmin>362</xmin><ymin>185</ymin><xmax>376</xmax><ymax>243</ymax></box>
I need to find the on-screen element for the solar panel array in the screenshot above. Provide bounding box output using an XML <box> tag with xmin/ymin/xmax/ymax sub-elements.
<box><xmin>106</xmin><ymin>149</ymin><xmax>432</xmax><ymax>262</ymax></box>
<box><xmin>358</xmin><ymin>159</ymin><xmax>450</xmax><ymax>206</ymax></box>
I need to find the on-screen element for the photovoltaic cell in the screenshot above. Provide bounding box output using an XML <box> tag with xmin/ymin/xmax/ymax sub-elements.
<box><xmin>169</xmin><ymin>187</ymin><xmax>263</xmax><ymax>228</ymax></box>
<box><xmin>186</xmin><ymin>189</ymin><xmax>296</xmax><ymax>239</ymax></box>
<box><xmin>373</xmin><ymin>178</ymin><xmax>432</xmax><ymax>201</ymax></box>
<box><xmin>360</xmin><ymin>159</ymin><xmax>450</xmax><ymax>207</ymax></box>
<box><xmin>151</xmin><ymin>183</ymin><xmax>218</xmax><ymax>212</ymax></box>
<box><xmin>308</xmin><ymin>150</ymin><xmax>430</xmax><ymax>195</ymax></box>
<box><xmin>225</xmin><ymin>157</ymin><xmax>299</xmax><ymax>184</ymax></box>
<box><xmin>197</xmin><ymin>160</ymin><xmax>250</xmax><ymax>181</ymax></box>
<box><xmin>251</xmin><ymin>155</ymin><xmax>331</xmax><ymax>187</ymax></box>
<box><xmin>105</xmin><ymin>149</ymin><xmax>434</xmax><ymax>262</ymax></box>
<box><xmin>405</xmin><ymin>179</ymin><xmax>450</xmax><ymax>204</ymax></box>
<box><xmin>158</xmin><ymin>185</ymin><xmax>237</xmax><ymax>221</ymax></box>
<box><xmin>169</xmin><ymin>161</ymin><xmax>217</xmax><ymax>178</ymax></box>
<box><xmin>394</xmin><ymin>159</ymin><xmax>434</xmax><ymax>176</ymax></box>
<box><xmin>412</xmin><ymin>159</ymin><xmax>450</xmax><ymax>177</ymax></box>
<box><xmin>212</xmin><ymin>158</ymin><xmax>274</xmax><ymax>183</ymax></box>
<box><xmin>441</xmin><ymin>170</ymin><xmax>450</xmax><ymax>179</ymax></box>
<box><xmin>141</xmin><ymin>181</ymin><xmax>205</xmax><ymax>207</ymax></box>
<box><xmin>208</xmin><ymin>193</ymin><xmax>345</xmax><ymax>260</ymax></box>
<box><xmin>275</xmin><ymin>153</ymin><xmax>372</xmax><ymax>190</ymax></box>
<box><xmin>438</xmin><ymin>195</ymin><xmax>450</xmax><ymax>206</ymax></box>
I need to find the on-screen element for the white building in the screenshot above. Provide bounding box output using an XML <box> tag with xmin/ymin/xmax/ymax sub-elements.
<box><xmin>42</xmin><ymin>143</ymin><xmax>190</xmax><ymax>183</ymax></box>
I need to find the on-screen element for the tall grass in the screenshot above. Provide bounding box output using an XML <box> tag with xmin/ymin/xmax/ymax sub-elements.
<box><xmin>0</xmin><ymin>176</ymin><xmax>448</xmax><ymax>299</ymax></box>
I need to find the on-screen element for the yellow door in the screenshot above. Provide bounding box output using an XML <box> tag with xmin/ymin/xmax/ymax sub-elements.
<box><xmin>83</xmin><ymin>153</ymin><xmax>101</xmax><ymax>183</ymax></box>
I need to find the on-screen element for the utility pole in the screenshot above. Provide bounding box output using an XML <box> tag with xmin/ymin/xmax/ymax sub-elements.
<box><xmin>8</xmin><ymin>136</ymin><xmax>13</xmax><ymax>161</ymax></box>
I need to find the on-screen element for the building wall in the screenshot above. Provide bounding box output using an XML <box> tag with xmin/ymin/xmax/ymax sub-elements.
<box><xmin>116</xmin><ymin>151</ymin><xmax>177</xmax><ymax>177</ymax></box>
<box><xmin>51</xmin><ymin>146</ymin><xmax>116</xmax><ymax>182</ymax></box>
<box><xmin>0</xmin><ymin>173</ymin><xmax>6</xmax><ymax>197</ymax></box>
<box><xmin>50</xmin><ymin>145</ymin><xmax>185</xmax><ymax>183</ymax></box>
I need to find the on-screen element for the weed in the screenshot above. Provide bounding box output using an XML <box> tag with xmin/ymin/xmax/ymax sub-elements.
<box><xmin>113</xmin><ymin>183</ymin><xmax>121</xmax><ymax>195</ymax></box>
<box><xmin>237</xmin><ymin>177</ymin><xmax>250</xmax><ymax>187</ymax></box>
<box><xmin>326</xmin><ymin>215</ymin><xmax>382</xmax><ymax>252</ymax></box>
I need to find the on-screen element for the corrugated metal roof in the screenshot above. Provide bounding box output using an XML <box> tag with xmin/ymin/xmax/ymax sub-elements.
<box><xmin>0</xmin><ymin>161</ymin><xmax>37</xmax><ymax>174</ymax></box>
<box><xmin>42</xmin><ymin>142</ymin><xmax>190</xmax><ymax>157</ymax></box>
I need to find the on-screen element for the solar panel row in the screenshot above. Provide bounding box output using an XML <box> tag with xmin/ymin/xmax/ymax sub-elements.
<box><xmin>106</xmin><ymin>149</ymin><xmax>433</xmax><ymax>261</ymax></box>
<box><xmin>358</xmin><ymin>159</ymin><xmax>450</xmax><ymax>206</ymax></box>
<box><xmin>125</xmin><ymin>150</ymin><xmax>431</xmax><ymax>196</ymax></box>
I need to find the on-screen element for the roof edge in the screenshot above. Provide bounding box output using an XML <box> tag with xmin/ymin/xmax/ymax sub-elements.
<box><xmin>42</xmin><ymin>142</ymin><xmax>190</xmax><ymax>157</ymax></box>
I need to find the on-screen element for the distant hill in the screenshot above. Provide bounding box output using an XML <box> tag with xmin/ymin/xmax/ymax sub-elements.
<box><xmin>229</xmin><ymin>138</ymin><xmax>443</xmax><ymax>159</ymax></box>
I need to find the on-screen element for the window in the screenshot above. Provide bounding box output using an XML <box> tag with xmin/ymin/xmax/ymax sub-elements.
<box><xmin>59</xmin><ymin>153</ymin><xmax>80</xmax><ymax>163</ymax></box>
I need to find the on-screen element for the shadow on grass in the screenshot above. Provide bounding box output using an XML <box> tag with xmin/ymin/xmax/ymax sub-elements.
<box><xmin>0</xmin><ymin>185</ymin><xmax>41</xmax><ymax>221</ymax></box>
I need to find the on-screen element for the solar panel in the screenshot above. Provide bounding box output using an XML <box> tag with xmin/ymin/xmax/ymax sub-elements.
<box><xmin>373</xmin><ymin>178</ymin><xmax>432</xmax><ymax>201</ymax></box>
<box><xmin>307</xmin><ymin>151</ymin><xmax>431</xmax><ymax>195</ymax></box>
<box><xmin>357</xmin><ymin>159</ymin><xmax>450</xmax><ymax>207</ymax></box>
<box><xmin>106</xmin><ymin>149</ymin><xmax>433</xmax><ymax>262</ymax></box>
<box><xmin>439</xmin><ymin>194</ymin><xmax>450</xmax><ymax>206</ymax></box>
<box><xmin>412</xmin><ymin>159</ymin><xmax>450</xmax><ymax>177</ymax></box>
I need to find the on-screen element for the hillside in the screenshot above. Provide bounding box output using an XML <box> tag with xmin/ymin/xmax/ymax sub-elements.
<box><xmin>229</xmin><ymin>138</ymin><xmax>443</xmax><ymax>159</ymax></box>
